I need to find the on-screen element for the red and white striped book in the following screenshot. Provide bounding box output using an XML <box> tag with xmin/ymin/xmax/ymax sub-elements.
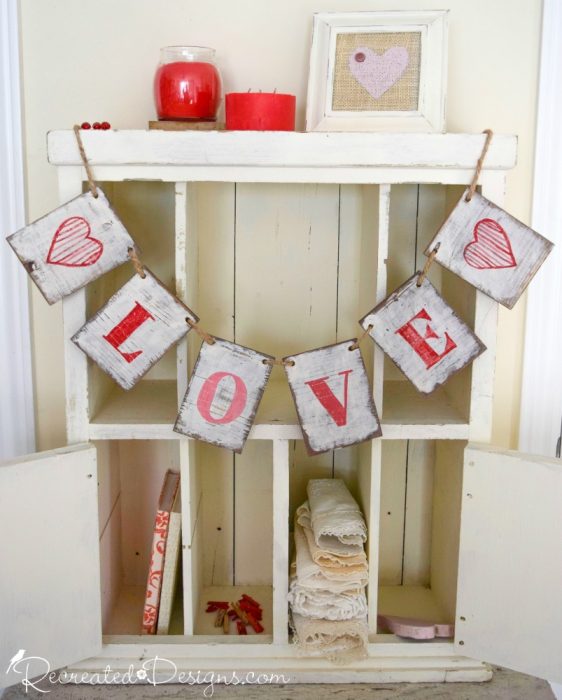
<box><xmin>141</xmin><ymin>469</ymin><xmax>180</xmax><ymax>634</ymax></box>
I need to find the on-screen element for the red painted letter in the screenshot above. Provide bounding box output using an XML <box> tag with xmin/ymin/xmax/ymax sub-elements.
<box><xmin>103</xmin><ymin>301</ymin><xmax>155</xmax><ymax>363</ymax></box>
<box><xmin>305</xmin><ymin>370</ymin><xmax>353</xmax><ymax>427</ymax></box>
<box><xmin>197</xmin><ymin>372</ymin><xmax>248</xmax><ymax>424</ymax></box>
<box><xmin>396</xmin><ymin>308</ymin><xmax>457</xmax><ymax>369</ymax></box>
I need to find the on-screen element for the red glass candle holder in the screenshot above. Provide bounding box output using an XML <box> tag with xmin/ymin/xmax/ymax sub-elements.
<box><xmin>154</xmin><ymin>46</ymin><xmax>222</xmax><ymax>121</ymax></box>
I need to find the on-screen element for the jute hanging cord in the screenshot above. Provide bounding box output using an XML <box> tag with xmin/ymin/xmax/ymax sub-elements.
<box><xmin>465</xmin><ymin>128</ymin><xmax>494</xmax><ymax>202</ymax></box>
<box><xmin>73</xmin><ymin>124</ymin><xmax>99</xmax><ymax>198</ymax></box>
<box><xmin>263</xmin><ymin>357</ymin><xmax>295</xmax><ymax>367</ymax></box>
<box><xmin>187</xmin><ymin>318</ymin><xmax>216</xmax><ymax>346</ymax></box>
<box><xmin>182</xmin><ymin>317</ymin><xmax>373</xmax><ymax>363</ymax></box>
<box><xmin>128</xmin><ymin>246</ymin><xmax>147</xmax><ymax>279</ymax></box>
<box><xmin>416</xmin><ymin>243</ymin><xmax>441</xmax><ymax>287</ymax></box>
<box><xmin>349</xmin><ymin>324</ymin><xmax>373</xmax><ymax>351</ymax></box>
<box><xmin>417</xmin><ymin>128</ymin><xmax>493</xmax><ymax>287</ymax></box>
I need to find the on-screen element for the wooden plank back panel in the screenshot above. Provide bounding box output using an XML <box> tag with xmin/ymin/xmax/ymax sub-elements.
<box><xmin>379</xmin><ymin>440</ymin><xmax>408</xmax><ymax>585</ymax></box>
<box><xmin>191</xmin><ymin>183</ymin><xmax>236</xmax><ymax>588</ymax></box>
<box><xmin>403</xmin><ymin>440</ymin><xmax>435</xmax><ymax>586</ymax></box>
<box><xmin>234</xmin><ymin>183</ymin><xmax>340</xmax><ymax>584</ymax></box>
<box><xmin>385</xmin><ymin>185</ymin><xmax>418</xmax><ymax>383</ymax></box>
<box><xmin>99</xmin><ymin>495</ymin><xmax>122</xmax><ymax>633</ymax></box>
<box><xmin>58</xmin><ymin>167</ymin><xmax>90</xmax><ymax>443</ymax></box>
<box><xmin>439</xmin><ymin>185</ymin><xmax>476</xmax><ymax>422</ymax></box>
<box><xmin>118</xmin><ymin>441</ymin><xmax>180</xmax><ymax>587</ymax></box>
<box><xmin>113</xmin><ymin>181</ymin><xmax>176</xmax><ymax>382</ymax></box>
<box><xmin>431</xmin><ymin>440</ymin><xmax>464</xmax><ymax>621</ymax></box>
<box><xmin>234</xmin><ymin>442</ymin><xmax>273</xmax><ymax>585</ymax></box>
<box><xmin>95</xmin><ymin>440</ymin><xmax>121</xmax><ymax>631</ymax></box>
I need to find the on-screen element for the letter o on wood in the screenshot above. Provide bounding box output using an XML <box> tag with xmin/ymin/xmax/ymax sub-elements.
<box><xmin>196</xmin><ymin>371</ymin><xmax>248</xmax><ymax>424</ymax></box>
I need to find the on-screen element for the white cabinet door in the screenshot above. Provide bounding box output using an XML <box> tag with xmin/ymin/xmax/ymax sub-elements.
<box><xmin>456</xmin><ymin>442</ymin><xmax>562</xmax><ymax>683</ymax></box>
<box><xmin>0</xmin><ymin>443</ymin><xmax>101</xmax><ymax>688</ymax></box>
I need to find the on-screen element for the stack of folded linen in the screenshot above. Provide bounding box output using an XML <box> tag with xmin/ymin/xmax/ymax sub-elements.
<box><xmin>289</xmin><ymin>478</ymin><xmax>369</xmax><ymax>663</ymax></box>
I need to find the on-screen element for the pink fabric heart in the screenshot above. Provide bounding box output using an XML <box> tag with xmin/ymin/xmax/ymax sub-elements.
<box><xmin>348</xmin><ymin>46</ymin><xmax>409</xmax><ymax>100</ymax></box>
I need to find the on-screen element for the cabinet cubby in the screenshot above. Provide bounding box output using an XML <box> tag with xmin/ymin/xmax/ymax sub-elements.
<box><xmin>97</xmin><ymin>439</ymin><xmax>183</xmax><ymax>635</ymax></box>
<box><xmin>46</xmin><ymin>130</ymin><xmax>521</xmax><ymax>682</ymax></box>
<box><xmin>377</xmin><ymin>439</ymin><xmax>464</xmax><ymax>633</ymax></box>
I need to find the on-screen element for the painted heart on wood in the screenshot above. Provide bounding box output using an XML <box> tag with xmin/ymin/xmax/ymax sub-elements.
<box><xmin>46</xmin><ymin>216</ymin><xmax>104</xmax><ymax>267</ymax></box>
<box><xmin>463</xmin><ymin>218</ymin><xmax>517</xmax><ymax>270</ymax></box>
<box><xmin>348</xmin><ymin>46</ymin><xmax>409</xmax><ymax>100</ymax></box>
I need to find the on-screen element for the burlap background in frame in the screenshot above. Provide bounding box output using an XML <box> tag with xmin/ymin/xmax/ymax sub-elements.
<box><xmin>332</xmin><ymin>31</ymin><xmax>421</xmax><ymax>112</ymax></box>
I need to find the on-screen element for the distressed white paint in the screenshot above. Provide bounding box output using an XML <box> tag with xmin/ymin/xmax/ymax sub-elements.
<box><xmin>427</xmin><ymin>189</ymin><xmax>553</xmax><ymax>309</ymax></box>
<box><xmin>59</xmin><ymin>167</ymin><xmax>90</xmax><ymax>444</ymax></box>
<box><xmin>468</xmin><ymin>173</ymin><xmax>505</xmax><ymax>443</ymax></box>
<box><xmin>306</xmin><ymin>11</ymin><xmax>448</xmax><ymax>133</ymax></box>
<box><xmin>65</xmin><ymin>635</ymin><xmax>491</xmax><ymax>683</ymax></box>
<box><xmin>190</xmin><ymin>183</ymin><xmax>235</xmax><ymax>591</ymax></box>
<box><xmin>0</xmin><ymin>443</ymin><xmax>101</xmax><ymax>687</ymax></box>
<box><xmin>7</xmin><ymin>189</ymin><xmax>134</xmax><ymax>304</ymax></box>
<box><xmin>45</xmin><ymin>131</ymin><xmax>529</xmax><ymax>684</ymax></box>
<box><xmin>457</xmin><ymin>443</ymin><xmax>562</xmax><ymax>684</ymax></box>
<box><xmin>272</xmin><ymin>440</ymin><xmax>289</xmax><ymax>645</ymax></box>
<box><xmin>72</xmin><ymin>269</ymin><xmax>197</xmax><ymax>390</ymax></box>
<box><xmin>361</xmin><ymin>275</ymin><xmax>485</xmax><ymax>394</ymax></box>
<box><xmin>175</xmin><ymin>339</ymin><xmax>273</xmax><ymax>452</ymax></box>
<box><xmin>47</xmin><ymin>130</ymin><xmax>517</xmax><ymax>170</ymax></box>
<box><xmin>285</xmin><ymin>341</ymin><xmax>381</xmax><ymax>455</ymax></box>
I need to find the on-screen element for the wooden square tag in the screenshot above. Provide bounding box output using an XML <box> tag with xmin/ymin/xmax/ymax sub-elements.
<box><xmin>7</xmin><ymin>189</ymin><xmax>135</xmax><ymax>304</ymax></box>
<box><xmin>72</xmin><ymin>269</ymin><xmax>197</xmax><ymax>390</ymax></box>
<box><xmin>360</xmin><ymin>275</ymin><xmax>485</xmax><ymax>394</ymax></box>
<box><xmin>284</xmin><ymin>340</ymin><xmax>381</xmax><ymax>455</ymax></box>
<box><xmin>425</xmin><ymin>189</ymin><xmax>553</xmax><ymax>308</ymax></box>
<box><xmin>174</xmin><ymin>339</ymin><xmax>273</xmax><ymax>452</ymax></box>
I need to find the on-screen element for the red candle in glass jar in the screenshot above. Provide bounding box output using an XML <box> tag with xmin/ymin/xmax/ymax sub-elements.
<box><xmin>154</xmin><ymin>46</ymin><xmax>222</xmax><ymax>120</ymax></box>
<box><xmin>225</xmin><ymin>93</ymin><xmax>296</xmax><ymax>131</ymax></box>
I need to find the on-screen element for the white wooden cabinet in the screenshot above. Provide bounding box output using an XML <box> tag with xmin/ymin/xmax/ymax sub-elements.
<box><xmin>2</xmin><ymin>130</ymin><xmax>562</xmax><ymax>687</ymax></box>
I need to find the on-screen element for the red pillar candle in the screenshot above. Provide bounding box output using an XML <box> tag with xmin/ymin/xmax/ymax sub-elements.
<box><xmin>225</xmin><ymin>93</ymin><xmax>296</xmax><ymax>131</ymax></box>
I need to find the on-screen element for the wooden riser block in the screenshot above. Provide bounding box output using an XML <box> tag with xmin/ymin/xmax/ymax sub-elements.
<box><xmin>148</xmin><ymin>120</ymin><xmax>224</xmax><ymax>131</ymax></box>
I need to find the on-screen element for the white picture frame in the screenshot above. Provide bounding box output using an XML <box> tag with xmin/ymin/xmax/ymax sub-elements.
<box><xmin>305</xmin><ymin>11</ymin><xmax>448</xmax><ymax>133</ymax></box>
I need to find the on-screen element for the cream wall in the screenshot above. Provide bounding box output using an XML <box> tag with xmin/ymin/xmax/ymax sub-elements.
<box><xmin>19</xmin><ymin>0</ymin><xmax>542</xmax><ymax>450</ymax></box>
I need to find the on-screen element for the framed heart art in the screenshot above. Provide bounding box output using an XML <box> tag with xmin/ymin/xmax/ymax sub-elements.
<box><xmin>305</xmin><ymin>11</ymin><xmax>448</xmax><ymax>133</ymax></box>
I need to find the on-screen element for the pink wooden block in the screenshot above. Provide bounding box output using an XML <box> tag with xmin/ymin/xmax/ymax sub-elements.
<box><xmin>378</xmin><ymin>613</ymin><xmax>454</xmax><ymax>640</ymax></box>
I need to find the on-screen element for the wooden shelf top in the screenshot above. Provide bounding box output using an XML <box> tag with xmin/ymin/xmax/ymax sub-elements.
<box><xmin>87</xmin><ymin>377</ymin><xmax>469</xmax><ymax>441</ymax></box>
<box><xmin>48</xmin><ymin>130</ymin><xmax>517</xmax><ymax>170</ymax></box>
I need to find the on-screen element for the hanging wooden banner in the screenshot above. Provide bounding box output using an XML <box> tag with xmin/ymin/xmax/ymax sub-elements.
<box><xmin>174</xmin><ymin>338</ymin><xmax>273</xmax><ymax>452</ymax></box>
<box><xmin>425</xmin><ymin>189</ymin><xmax>553</xmax><ymax>309</ymax></box>
<box><xmin>72</xmin><ymin>269</ymin><xmax>198</xmax><ymax>390</ymax></box>
<box><xmin>284</xmin><ymin>341</ymin><xmax>381</xmax><ymax>455</ymax></box>
<box><xmin>360</xmin><ymin>275</ymin><xmax>485</xmax><ymax>395</ymax></box>
<box><xmin>7</xmin><ymin>189</ymin><xmax>135</xmax><ymax>305</ymax></box>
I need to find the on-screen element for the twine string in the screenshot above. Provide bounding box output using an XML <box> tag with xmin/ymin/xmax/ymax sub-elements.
<box><xmin>128</xmin><ymin>247</ymin><xmax>146</xmax><ymax>279</ymax></box>
<box><xmin>263</xmin><ymin>357</ymin><xmax>295</xmax><ymax>367</ymax></box>
<box><xmin>73</xmin><ymin>124</ymin><xmax>99</xmax><ymax>198</ymax></box>
<box><xmin>416</xmin><ymin>243</ymin><xmax>441</xmax><ymax>287</ymax></box>
<box><xmin>187</xmin><ymin>318</ymin><xmax>216</xmax><ymax>345</ymax></box>
<box><xmin>465</xmin><ymin>129</ymin><xmax>494</xmax><ymax>202</ymax></box>
<box><xmin>349</xmin><ymin>324</ymin><xmax>373</xmax><ymax>351</ymax></box>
